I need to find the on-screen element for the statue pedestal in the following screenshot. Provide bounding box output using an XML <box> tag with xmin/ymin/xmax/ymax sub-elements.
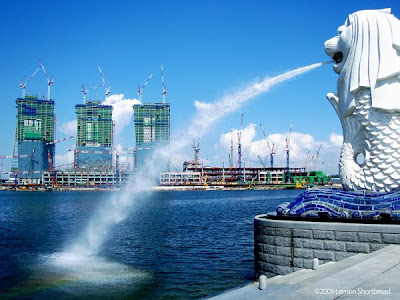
<box><xmin>254</xmin><ymin>214</ymin><xmax>400</xmax><ymax>279</ymax></box>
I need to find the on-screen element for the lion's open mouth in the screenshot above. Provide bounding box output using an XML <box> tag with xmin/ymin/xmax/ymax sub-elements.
<box><xmin>333</xmin><ymin>52</ymin><xmax>343</xmax><ymax>63</ymax></box>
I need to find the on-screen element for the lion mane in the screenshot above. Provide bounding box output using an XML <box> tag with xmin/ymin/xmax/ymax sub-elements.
<box><xmin>335</xmin><ymin>9</ymin><xmax>400</xmax><ymax>116</ymax></box>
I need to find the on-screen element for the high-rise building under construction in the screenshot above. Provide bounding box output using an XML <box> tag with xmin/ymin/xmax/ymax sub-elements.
<box><xmin>133</xmin><ymin>103</ymin><xmax>170</xmax><ymax>171</ymax></box>
<box><xmin>75</xmin><ymin>100</ymin><xmax>113</xmax><ymax>169</ymax></box>
<box><xmin>11</xmin><ymin>95</ymin><xmax>55</xmax><ymax>183</ymax></box>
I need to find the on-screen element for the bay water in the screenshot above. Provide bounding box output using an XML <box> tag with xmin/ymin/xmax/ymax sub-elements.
<box><xmin>0</xmin><ymin>189</ymin><xmax>302</xmax><ymax>299</ymax></box>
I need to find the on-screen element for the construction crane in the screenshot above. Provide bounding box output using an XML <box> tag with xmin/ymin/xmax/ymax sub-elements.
<box><xmin>40</xmin><ymin>63</ymin><xmax>54</xmax><ymax>100</ymax></box>
<box><xmin>161</xmin><ymin>65</ymin><xmax>167</xmax><ymax>103</ymax></box>
<box><xmin>305</xmin><ymin>151</ymin><xmax>311</xmax><ymax>172</ymax></box>
<box><xmin>46</xmin><ymin>136</ymin><xmax>74</xmax><ymax>145</ymax></box>
<box><xmin>285</xmin><ymin>122</ymin><xmax>293</xmax><ymax>183</ymax></box>
<box><xmin>312</xmin><ymin>143</ymin><xmax>323</xmax><ymax>171</ymax></box>
<box><xmin>47</xmin><ymin>149</ymin><xmax>55</xmax><ymax>185</ymax></box>
<box><xmin>115</xmin><ymin>152</ymin><xmax>120</xmax><ymax>185</ymax></box>
<box><xmin>0</xmin><ymin>154</ymin><xmax>32</xmax><ymax>159</ymax></box>
<box><xmin>237</xmin><ymin>114</ymin><xmax>244</xmax><ymax>182</ymax></box>
<box><xmin>98</xmin><ymin>66</ymin><xmax>112</xmax><ymax>99</ymax></box>
<box><xmin>81</xmin><ymin>85</ymin><xmax>89</xmax><ymax>103</ymax></box>
<box><xmin>258</xmin><ymin>155</ymin><xmax>266</xmax><ymax>168</ymax></box>
<box><xmin>20</xmin><ymin>65</ymin><xmax>41</xmax><ymax>98</ymax></box>
<box><xmin>80</xmin><ymin>84</ymin><xmax>101</xmax><ymax>103</ymax></box>
<box><xmin>45</xmin><ymin>136</ymin><xmax>75</xmax><ymax>184</ymax></box>
<box><xmin>230</xmin><ymin>131</ymin><xmax>234</xmax><ymax>168</ymax></box>
<box><xmin>260</xmin><ymin>124</ymin><xmax>276</xmax><ymax>168</ymax></box>
<box><xmin>137</xmin><ymin>74</ymin><xmax>153</xmax><ymax>102</ymax></box>
<box><xmin>193</xmin><ymin>141</ymin><xmax>200</xmax><ymax>172</ymax></box>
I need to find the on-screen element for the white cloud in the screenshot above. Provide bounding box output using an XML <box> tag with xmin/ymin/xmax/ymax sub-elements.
<box><xmin>104</xmin><ymin>94</ymin><xmax>141</xmax><ymax>142</ymax></box>
<box><xmin>329</xmin><ymin>132</ymin><xmax>343</xmax><ymax>147</ymax></box>
<box><xmin>59</xmin><ymin>120</ymin><xmax>77</xmax><ymax>136</ymax></box>
<box><xmin>55</xmin><ymin>149</ymin><xmax>74</xmax><ymax>168</ymax></box>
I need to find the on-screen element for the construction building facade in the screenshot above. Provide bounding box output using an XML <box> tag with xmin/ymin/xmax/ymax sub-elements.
<box><xmin>11</xmin><ymin>96</ymin><xmax>55</xmax><ymax>184</ymax></box>
<box><xmin>133</xmin><ymin>103</ymin><xmax>170</xmax><ymax>172</ymax></box>
<box><xmin>75</xmin><ymin>101</ymin><xmax>113</xmax><ymax>169</ymax></box>
<box><xmin>42</xmin><ymin>169</ymin><xmax>129</xmax><ymax>186</ymax></box>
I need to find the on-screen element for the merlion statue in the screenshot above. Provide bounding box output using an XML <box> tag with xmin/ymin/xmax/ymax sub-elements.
<box><xmin>275</xmin><ymin>9</ymin><xmax>400</xmax><ymax>220</ymax></box>
<box><xmin>325</xmin><ymin>8</ymin><xmax>400</xmax><ymax>192</ymax></box>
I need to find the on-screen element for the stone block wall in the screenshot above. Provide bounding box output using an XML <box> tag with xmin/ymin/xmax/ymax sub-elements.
<box><xmin>255</xmin><ymin>215</ymin><xmax>400</xmax><ymax>279</ymax></box>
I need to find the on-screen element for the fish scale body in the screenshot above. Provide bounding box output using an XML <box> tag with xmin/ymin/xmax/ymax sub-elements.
<box><xmin>340</xmin><ymin>88</ymin><xmax>400</xmax><ymax>192</ymax></box>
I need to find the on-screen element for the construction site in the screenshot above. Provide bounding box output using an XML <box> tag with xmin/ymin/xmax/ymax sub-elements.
<box><xmin>159</xmin><ymin>117</ymin><xmax>329</xmax><ymax>190</ymax></box>
<box><xmin>2</xmin><ymin>64</ymin><xmax>330</xmax><ymax>191</ymax></box>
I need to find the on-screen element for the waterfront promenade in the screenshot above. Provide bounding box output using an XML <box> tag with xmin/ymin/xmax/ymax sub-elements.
<box><xmin>210</xmin><ymin>245</ymin><xmax>400</xmax><ymax>299</ymax></box>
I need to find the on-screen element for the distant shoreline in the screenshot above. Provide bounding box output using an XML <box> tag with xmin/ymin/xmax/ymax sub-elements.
<box><xmin>0</xmin><ymin>183</ymin><xmax>341</xmax><ymax>192</ymax></box>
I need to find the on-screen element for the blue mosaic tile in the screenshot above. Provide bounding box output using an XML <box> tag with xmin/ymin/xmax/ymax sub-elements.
<box><xmin>276</xmin><ymin>188</ymin><xmax>400</xmax><ymax>220</ymax></box>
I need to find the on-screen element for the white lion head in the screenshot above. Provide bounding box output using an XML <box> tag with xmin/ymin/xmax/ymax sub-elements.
<box><xmin>325</xmin><ymin>9</ymin><xmax>400</xmax><ymax>116</ymax></box>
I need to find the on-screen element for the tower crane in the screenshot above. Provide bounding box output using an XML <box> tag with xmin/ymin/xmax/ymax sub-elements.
<box><xmin>161</xmin><ymin>65</ymin><xmax>167</xmax><ymax>103</ymax></box>
<box><xmin>312</xmin><ymin>143</ymin><xmax>323</xmax><ymax>171</ymax></box>
<box><xmin>258</xmin><ymin>155</ymin><xmax>266</xmax><ymax>168</ymax></box>
<box><xmin>45</xmin><ymin>136</ymin><xmax>74</xmax><ymax>185</ymax></box>
<box><xmin>260</xmin><ymin>124</ymin><xmax>276</xmax><ymax>168</ymax></box>
<box><xmin>20</xmin><ymin>65</ymin><xmax>41</xmax><ymax>98</ymax></box>
<box><xmin>47</xmin><ymin>149</ymin><xmax>55</xmax><ymax>185</ymax></box>
<box><xmin>193</xmin><ymin>141</ymin><xmax>200</xmax><ymax>172</ymax></box>
<box><xmin>137</xmin><ymin>74</ymin><xmax>153</xmax><ymax>102</ymax></box>
<box><xmin>238</xmin><ymin>114</ymin><xmax>244</xmax><ymax>182</ymax></box>
<box><xmin>80</xmin><ymin>84</ymin><xmax>101</xmax><ymax>103</ymax></box>
<box><xmin>230</xmin><ymin>131</ymin><xmax>234</xmax><ymax>168</ymax></box>
<box><xmin>98</xmin><ymin>66</ymin><xmax>112</xmax><ymax>99</ymax></box>
<box><xmin>305</xmin><ymin>151</ymin><xmax>311</xmax><ymax>172</ymax></box>
<box><xmin>285</xmin><ymin>122</ymin><xmax>293</xmax><ymax>183</ymax></box>
<box><xmin>40</xmin><ymin>63</ymin><xmax>54</xmax><ymax>100</ymax></box>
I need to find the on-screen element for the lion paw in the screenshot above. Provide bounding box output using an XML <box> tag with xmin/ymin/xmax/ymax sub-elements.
<box><xmin>326</xmin><ymin>92</ymin><xmax>339</xmax><ymax>103</ymax></box>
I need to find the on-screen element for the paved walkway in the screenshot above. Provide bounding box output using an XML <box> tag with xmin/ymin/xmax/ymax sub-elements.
<box><xmin>209</xmin><ymin>245</ymin><xmax>400</xmax><ymax>299</ymax></box>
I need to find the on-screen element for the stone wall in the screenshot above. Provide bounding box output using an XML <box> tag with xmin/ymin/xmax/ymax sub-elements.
<box><xmin>254</xmin><ymin>215</ymin><xmax>400</xmax><ymax>279</ymax></box>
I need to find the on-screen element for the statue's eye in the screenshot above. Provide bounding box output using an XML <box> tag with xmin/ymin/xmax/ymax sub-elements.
<box><xmin>337</xmin><ymin>25</ymin><xmax>346</xmax><ymax>35</ymax></box>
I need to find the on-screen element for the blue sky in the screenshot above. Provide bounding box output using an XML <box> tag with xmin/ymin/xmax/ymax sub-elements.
<box><xmin>1</xmin><ymin>0</ymin><xmax>399</xmax><ymax>176</ymax></box>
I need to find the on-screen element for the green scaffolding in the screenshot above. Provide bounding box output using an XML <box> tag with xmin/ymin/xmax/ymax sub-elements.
<box><xmin>133</xmin><ymin>103</ymin><xmax>170</xmax><ymax>144</ymax></box>
<box><xmin>16</xmin><ymin>96</ymin><xmax>55</xmax><ymax>142</ymax></box>
<box><xmin>75</xmin><ymin>101</ymin><xmax>113</xmax><ymax>147</ymax></box>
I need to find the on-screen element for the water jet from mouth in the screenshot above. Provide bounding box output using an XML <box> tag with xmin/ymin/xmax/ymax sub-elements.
<box><xmin>67</xmin><ymin>60</ymin><xmax>331</xmax><ymax>258</ymax></box>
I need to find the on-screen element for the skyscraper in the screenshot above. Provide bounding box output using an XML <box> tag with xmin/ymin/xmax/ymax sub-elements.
<box><xmin>75</xmin><ymin>100</ymin><xmax>113</xmax><ymax>169</ymax></box>
<box><xmin>133</xmin><ymin>103</ymin><xmax>170</xmax><ymax>172</ymax></box>
<box><xmin>12</xmin><ymin>95</ymin><xmax>55</xmax><ymax>184</ymax></box>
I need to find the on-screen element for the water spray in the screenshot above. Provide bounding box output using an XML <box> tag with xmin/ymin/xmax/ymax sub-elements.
<box><xmin>68</xmin><ymin>61</ymin><xmax>330</xmax><ymax>256</ymax></box>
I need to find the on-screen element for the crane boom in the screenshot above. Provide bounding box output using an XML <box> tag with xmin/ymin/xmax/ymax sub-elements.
<box><xmin>98</xmin><ymin>66</ymin><xmax>112</xmax><ymax>98</ymax></box>
<box><xmin>193</xmin><ymin>141</ymin><xmax>200</xmax><ymax>172</ymax></box>
<box><xmin>137</xmin><ymin>74</ymin><xmax>153</xmax><ymax>102</ymax></box>
<box><xmin>260</xmin><ymin>123</ymin><xmax>275</xmax><ymax>167</ymax></box>
<box><xmin>0</xmin><ymin>154</ymin><xmax>32</xmax><ymax>159</ymax></box>
<box><xmin>81</xmin><ymin>84</ymin><xmax>101</xmax><ymax>103</ymax></box>
<box><xmin>20</xmin><ymin>65</ymin><xmax>41</xmax><ymax>98</ymax></box>
<box><xmin>286</xmin><ymin>122</ymin><xmax>293</xmax><ymax>149</ymax></box>
<box><xmin>313</xmin><ymin>143</ymin><xmax>323</xmax><ymax>171</ymax></box>
<box><xmin>46</xmin><ymin>136</ymin><xmax>74</xmax><ymax>145</ymax></box>
<box><xmin>285</xmin><ymin>122</ymin><xmax>293</xmax><ymax>183</ymax></box>
<box><xmin>161</xmin><ymin>65</ymin><xmax>167</xmax><ymax>103</ymax></box>
<box><xmin>40</xmin><ymin>63</ymin><xmax>54</xmax><ymax>100</ymax></box>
